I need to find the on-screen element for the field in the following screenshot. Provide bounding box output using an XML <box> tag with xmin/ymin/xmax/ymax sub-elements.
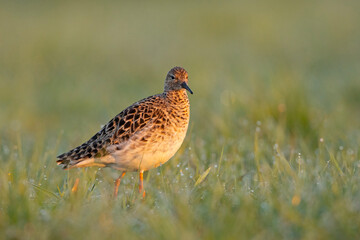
<box><xmin>1</xmin><ymin>1</ymin><xmax>360</xmax><ymax>239</ymax></box>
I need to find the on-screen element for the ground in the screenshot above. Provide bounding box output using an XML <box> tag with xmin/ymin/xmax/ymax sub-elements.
<box><xmin>0</xmin><ymin>1</ymin><xmax>360</xmax><ymax>239</ymax></box>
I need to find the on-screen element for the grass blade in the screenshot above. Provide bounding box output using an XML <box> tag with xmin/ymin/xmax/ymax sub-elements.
<box><xmin>29</xmin><ymin>182</ymin><xmax>60</xmax><ymax>200</ymax></box>
<box><xmin>194</xmin><ymin>167</ymin><xmax>211</xmax><ymax>187</ymax></box>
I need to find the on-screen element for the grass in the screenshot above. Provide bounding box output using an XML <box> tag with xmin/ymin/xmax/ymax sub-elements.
<box><xmin>1</xmin><ymin>1</ymin><xmax>360</xmax><ymax>239</ymax></box>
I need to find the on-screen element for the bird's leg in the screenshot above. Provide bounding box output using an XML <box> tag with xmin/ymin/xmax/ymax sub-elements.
<box><xmin>114</xmin><ymin>171</ymin><xmax>126</xmax><ymax>197</ymax></box>
<box><xmin>139</xmin><ymin>170</ymin><xmax>146</xmax><ymax>198</ymax></box>
<box><xmin>71</xmin><ymin>178</ymin><xmax>80</xmax><ymax>193</ymax></box>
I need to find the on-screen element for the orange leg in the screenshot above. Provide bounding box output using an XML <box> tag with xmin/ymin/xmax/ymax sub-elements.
<box><xmin>114</xmin><ymin>171</ymin><xmax>126</xmax><ymax>197</ymax></box>
<box><xmin>71</xmin><ymin>178</ymin><xmax>80</xmax><ymax>193</ymax></box>
<box><xmin>139</xmin><ymin>170</ymin><xmax>146</xmax><ymax>198</ymax></box>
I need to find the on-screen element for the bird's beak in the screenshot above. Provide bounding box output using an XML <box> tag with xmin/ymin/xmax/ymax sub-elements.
<box><xmin>181</xmin><ymin>82</ymin><xmax>193</xmax><ymax>94</ymax></box>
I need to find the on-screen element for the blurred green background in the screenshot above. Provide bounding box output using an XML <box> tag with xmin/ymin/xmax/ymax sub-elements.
<box><xmin>1</xmin><ymin>1</ymin><xmax>359</xmax><ymax>239</ymax></box>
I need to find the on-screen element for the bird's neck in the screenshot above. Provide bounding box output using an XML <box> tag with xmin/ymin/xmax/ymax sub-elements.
<box><xmin>164</xmin><ymin>89</ymin><xmax>189</xmax><ymax>105</ymax></box>
<box><xmin>164</xmin><ymin>89</ymin><xmax>190</xmax><ymax>126</ymax></box>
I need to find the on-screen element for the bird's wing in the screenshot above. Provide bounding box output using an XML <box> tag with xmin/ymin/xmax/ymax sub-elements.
<box><xmin>56</xmin><ymin>94</ymin><xmax>166</xmax><ymax>168</ymax></box>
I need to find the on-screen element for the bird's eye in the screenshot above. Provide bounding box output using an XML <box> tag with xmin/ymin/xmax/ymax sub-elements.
<box><xmin>170</xmin><ymin>75</ymin><xmax>175</xmax><ymax>79</ymax></box>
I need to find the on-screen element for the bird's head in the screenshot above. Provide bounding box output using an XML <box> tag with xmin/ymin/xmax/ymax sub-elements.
<box><xmin>164</xmin><ymin>66</ymin><xmax>193</xmax><ymax>94</ymax></box>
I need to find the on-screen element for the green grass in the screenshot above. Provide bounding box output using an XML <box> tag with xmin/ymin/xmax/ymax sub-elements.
<box><xmin>1</xmin><ymin>1</ymin><xmax>360</xmax><ymax>239</ymax></box>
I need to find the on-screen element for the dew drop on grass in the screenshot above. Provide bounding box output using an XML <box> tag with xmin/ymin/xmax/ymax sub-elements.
<box><xmin>177</xmin><ymin>164</ymin><xmax>180</xmax><ymax>168</ymax></box>
<box><xmin>157</xmin><ymin>172</ymin><xmax>160</xmax><ymax>176</ymax></box>
<box><xmin>40</xmin><ymin>209</ymin><xmax>50</xmax><ymax>221</ymax></box>
<box><xmin>256</xmin><ymin>121</ymin><xmax>261</xmax><ymax>126</ymax></box>
<box><xmin>339</xmin><ymin>146</ymin><xmax>344</xmax><ymax>151</ymax></box>
<box><xmin>347</xmin><ymin>149</ymin><xmax>354</xmax><ymax>155</ymax></box>
<box><xmin>185</xmin><ymin>167</ymin><xmax>189</xmax><ymax>171</ymax></box>
<box><xmin>319</xmin><ymin>138</ymin><xmax>324</xmax><ymax>142</ymax></box>
<box><xmin>29</xmin><ymin>192</ymin><xmax>35</xmax><ymax>199</ymax></box>
<box><xmin>261</xmin><ymin>202</ymin><xmax>269</xmax><ymax>211</ymax></box>
<box><xmin>189</xmin><ymin>175</ymin><xmax>193</xmax><ymax>179</ymax></box>
<box><xmin>2</xmin><ymin>145</ymin><xmax>10</xmax><ymax>155</ymax></box>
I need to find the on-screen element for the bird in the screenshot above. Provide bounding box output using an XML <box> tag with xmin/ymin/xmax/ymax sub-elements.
<box><xmin>56</xmin><ymin>66</ymin><xmax>193</xmax><ymax>197</ymax></box>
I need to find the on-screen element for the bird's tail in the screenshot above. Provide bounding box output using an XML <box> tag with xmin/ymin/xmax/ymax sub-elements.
<box><xmin>56</xmin><ymin>143</ymin><xmax>113</xmax><ymax>169</ymax></box>
<box><xmin>56</xmin><ymin>142</ymin><xmax>98</xmax><ymax>169</ymax></box>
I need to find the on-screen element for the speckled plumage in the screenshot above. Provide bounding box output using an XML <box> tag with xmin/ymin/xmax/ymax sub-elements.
<box><xmin>57</xmin><ymin>67</ymin><xmax>192</xmax><ymax>194</ymax></box>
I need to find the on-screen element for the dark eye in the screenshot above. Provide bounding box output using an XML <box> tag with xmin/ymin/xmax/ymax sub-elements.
<box><xmin>170</xmin><ymin>75</ymin><xmax>175</xmax><ymax>79</ymax></box>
